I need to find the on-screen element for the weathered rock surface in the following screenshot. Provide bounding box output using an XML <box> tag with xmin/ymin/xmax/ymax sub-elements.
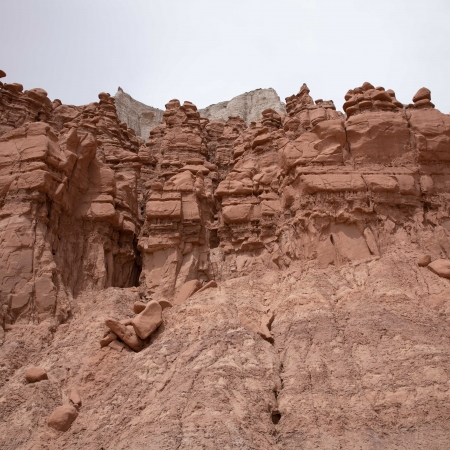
<box><xmin>115</xmin><ymin>87</ymin><xmax>286</xmax><ymax>140</ymax></box>
<box><xmin>114</xmin><ymin>87</ymin><xmax>164</xmax><ymax>142</ymax></box>
<box><xmin>196</xmin><ymin>279</ymin><xmax>218</xmax><ymax>293</ymax></box>
<box><xmin>173</xmin><ymin>279</ymin><xmax>202</xmax><ymax>305</ymax></box>
<box><xmin>2</xmin><ymin>71</ymin><xmax>450</xmax><ymax>448</ymax></box>
<box><xmin>99</xmin><ymin>331</ymin><xmax>117</xmax><ymax>347</ymax></box>
<box><xmin>199</xmin><ymin>88</ymin><xmax>286</xmax><ymax>125</ymax></box>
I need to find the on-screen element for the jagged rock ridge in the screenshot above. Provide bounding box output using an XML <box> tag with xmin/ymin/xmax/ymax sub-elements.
<box><xmin>115</xmin><ymin>87</ymin><xmax>286</xmax><ymax>140</ymax></box>
<box><xmin>1</xmin><ymin>71</ymin><xmax>450</xmax><ymax>449</ymax></box>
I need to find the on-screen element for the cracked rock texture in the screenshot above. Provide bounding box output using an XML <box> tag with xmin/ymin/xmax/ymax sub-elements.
<box><xmin>1</xmin><ymin>71</ymin><xmax>450</xmax><ymax>448</ymax></box>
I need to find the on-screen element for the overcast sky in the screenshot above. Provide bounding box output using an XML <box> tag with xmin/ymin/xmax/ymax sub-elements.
<box><xmin>1</xmin><ymin>0</ymin><xmax>449</xmax><ymax>112</ymax></box>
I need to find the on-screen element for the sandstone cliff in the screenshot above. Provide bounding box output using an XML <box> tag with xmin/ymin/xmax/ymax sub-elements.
<box><xmin>115</xmin><ymin>87</ymin><xmax>286</xmax><ymax>141</ymax></box>
<box><xmin>1</xmin><ymin>71</ymin><xmax>450</xmax><ymax>449</ymax></box>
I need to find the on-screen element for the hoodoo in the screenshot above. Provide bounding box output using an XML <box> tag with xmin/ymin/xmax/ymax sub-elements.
<box><xmin>1</xmin><ymin>72</ymin><xmax>450</xmax><ymax>448</ymax></box>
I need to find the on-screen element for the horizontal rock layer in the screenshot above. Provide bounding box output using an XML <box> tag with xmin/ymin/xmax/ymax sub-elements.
<box><xmin>1</xmin><ymin>72</ymin><xmax>450</xmax><ymax>448</ymax></box>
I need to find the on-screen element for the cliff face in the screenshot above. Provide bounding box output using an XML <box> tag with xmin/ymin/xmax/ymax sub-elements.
<box><xmin>199</xmin><ymin>87</ymin><xmax>286</xmax><ymax>124</ymax></box>
<box><xmin>114</xmin><ymin>87</ymin><xmax>165</xmax><ymax>142</ymax></box>
<box><xmin>114</xmin><ymin>87</ymin><xmax>286</xmax><ymax>141</ymax></box>
<box><xmin>1</xmin><ymin>71</ymin><xmax>450</xmax><ymax>449</ymax></box>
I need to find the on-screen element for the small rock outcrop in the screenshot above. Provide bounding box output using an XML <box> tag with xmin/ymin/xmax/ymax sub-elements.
<box><xmin>173</xmin><ymin>279</ymin><xmax>202</xmax><ymax>305</ymax></box>
<box><xmin>133</xmin><ymin>301</ymin><xmax>146</xmax><ymax>314</ymax></box>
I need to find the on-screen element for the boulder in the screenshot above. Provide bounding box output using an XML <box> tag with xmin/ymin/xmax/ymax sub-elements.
<box><xmin>131</xmin><ymin>301</ymin><xmax>163</xmax><ymax>339</ymax></box>
<box><xmin>173</xmin><ymin>280</ymin><xmax>202</xmax><ymax>305</ymax></box>
<box><xmin>105</xmin><ymin>318</ymin><xmax>143</xmax><ymax>352</ymax></box>
<box><xmin>47</xmin><ymin>405</ymin><xmax>78</xmax><ymax>432</ymax></box>
<box><xmin>25</xmin><ymin>367</ymin><xmax>48</xmax><ymax>383</ymax></box>
<box><xmin>417</xmin><ymin>254</ymin><xmax>432</xmax><ymax>267</ymax></box>
<box><xmin>428</xmin><ymin>259</ymin><xmax>450</xmax><ymax>279</ymax></box>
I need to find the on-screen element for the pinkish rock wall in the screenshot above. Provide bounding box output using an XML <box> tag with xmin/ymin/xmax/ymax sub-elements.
<box><xmin>2</xmin><ymin>70</ymin><xmax>450</xmax><ymax>449</ymax></box>
<box><xmin>0</xmin><ymin>78</ymin><xmax>142</xmax><ymax>326</ymax></box>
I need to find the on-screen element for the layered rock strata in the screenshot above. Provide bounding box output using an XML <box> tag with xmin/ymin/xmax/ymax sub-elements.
<box><xmin>115</xmin><ymin>87</ymin><xmax>286</xmax><ymax>140</ymax></box>
<box><xmin>2</xmin><ymin>69</ymin><xmax>450</xmax><ymax>448</ymax></box>
<box><xmin>0</xmin><ymin>77</ymin><xmax>142</xmax><ymax>327</ymax></box>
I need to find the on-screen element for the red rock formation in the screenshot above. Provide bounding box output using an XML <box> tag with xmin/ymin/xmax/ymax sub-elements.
<box><xmin>2</xmin><ymin>71</ymin><xmax>450</xmax><ymax>449</ymax></box>
<box><xmin>0</xmin><ymin>77</ymin><xmax>141</xmax><ymax>327</ymax></box>
<box><xmin>137</xmin><ymin>99</ymin><xmax>217</xmax><ymax>301</ymax></box>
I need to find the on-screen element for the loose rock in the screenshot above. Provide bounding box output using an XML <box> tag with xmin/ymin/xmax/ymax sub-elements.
<box><xmin>25</xmin><ymin>367</ymin><xmax>48</xmax><ymax>383</ymax></box>
<box><xmin>158</xmin><ymin>299</ymin><xmax>173</xmax><ymax>310</ymax></box>
<box><xmin>131</xmin><ymin>300</ymin><xmax>162</xmax><ymax>339</ymax></box>
<box><xmin>173</xmin><ymin>280</ymin><xmax>202</xmax><ymax>305</ymax></box>
<box><xmin>238</xmin><ymin>312</ymin><xmax>274</xmax><ymax>343</ymax></box>
<box><xmin>69</xmin><ymin>388</ymin><xmax>82</xmax><ymax>408</ymax></box>
<box><xmin>105</xmin><ymin>318</ymin><xmax>143</xmax><ymax>352</ymax></box>
<box><xmin>417</xmin><ymin>254</ymin><xmax>431</xmax><ymax>267</ymax></box>
<box><xmin>428</xmin><ymin>259</ymin><xmax>450</xmax><ymax>279</ymax></box>
<box><xmin>100</xmin><ymin>331</ymin><xmax>117</xmax><ymax>348</ymax></box>
<box><xmin>196</xmin><ymin>280</ymin><xmax>218</xmax><ymax>294</ymax></box>
<box><xmin>133</xmin><ymin>301</ymin><xmax>146</xmax><ymax>314</ymax></box>
<box><xmin>47</xmin><ymin>405</ymin><xmax>78</xmax><ymax>432</ymax></box>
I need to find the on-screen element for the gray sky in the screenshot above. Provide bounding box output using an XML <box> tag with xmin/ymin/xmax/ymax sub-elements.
<box><xmin>1</xmin><ymin>0</ymin><xmax>449</xmax><ymax>112</ymax></box>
